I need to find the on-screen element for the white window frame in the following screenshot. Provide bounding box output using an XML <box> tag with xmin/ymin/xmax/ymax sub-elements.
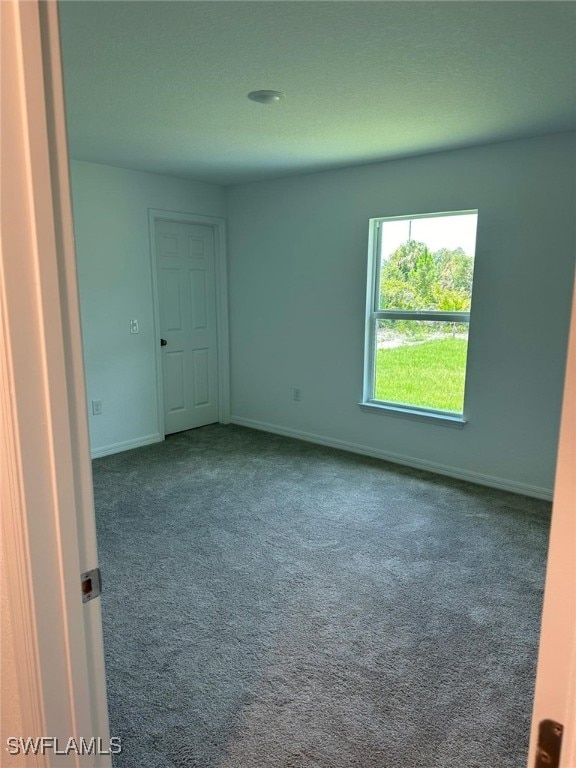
<box><xmin>360</xmin><ymin>210</ymin><xmax>477</xmax><ymax>427</ymax></box>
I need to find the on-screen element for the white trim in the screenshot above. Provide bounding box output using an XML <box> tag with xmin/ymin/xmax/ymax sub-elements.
<box><xmin>371</xmin><ymin>208</ymin><xmax>478</xmax><ymax>225</ymax></box>
<box><xmin>230</xmin><ymin>416</ymin><xmax>553</xmax><ymax>501</ymax></box>
<box><xmin>362</xmin><ymin>215</ymin><xmax>380</xmax><ymax>402</ymax></box>
<box><xmin>1</xmin><ymin>350</ymin><xmax>47</xmax><ymax>765</ymax></box>
<box><xmin>375</xmin><ymin>310</ymin><xmax>470</xmax><ymax>322</ymax></box>
<box><xmin>148</xmin><ymin>209</ymin><xmax>231</xmax><ymax>434</ymax></box>
<box><xmin>91</xmin><ymin>433</ymin><xmax>163</xmax><ymax>459</ymax></box>
<box><xmin>148</xmin><ymin>211</ymin><xmax>166</xmax><ymax>440</ymax></box>
<box><xmin>363</xmin><ymin>209</ymin><xmax>478</xmax><ymax>416</ymax></box>
<box><xmin>214</xmin><ymin>218</ymin><xmax>231</xmax><ymax>424</ymax></box>
<box><xmin>40</xmin><ymin>1</ymin><xmax>111</xmax><ymax>756</ymax></box>
<box><xmin>359</xmin><ymin>401</ymin><xmax>467</xmax><ymax>428</ymax></box>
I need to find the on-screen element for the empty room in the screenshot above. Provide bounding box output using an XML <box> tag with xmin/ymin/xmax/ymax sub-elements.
<box><xmin>40</xmin><ymin>0</ymin><xmax>576</xmax><ymax>766</ymax></box>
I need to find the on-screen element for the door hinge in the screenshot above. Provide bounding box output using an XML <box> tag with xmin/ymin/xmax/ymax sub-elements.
<box><xmin>81</xmin><ymin>568</ymin><xmax>102</xmax><ymax>603</ymax></box>
<box><xmin>535</xmin><ymin>719</ymin><xmax>563</xmax><ymax>768</ymax></box>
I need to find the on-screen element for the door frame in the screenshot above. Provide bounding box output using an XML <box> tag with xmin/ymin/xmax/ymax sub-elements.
<box><xmin>527</xmin><ymin>281</ymin><xmax>576</xmax><ymax>767</ymax></box>
<box><xmin>148</xmin><ymin>210</ymin><xmax>231</xmax><ymax>438</ymax></box>
<box><xmin>1</xmin><ymin>0</ymin><xmax>110</xmax><ymax>762</ymax></box>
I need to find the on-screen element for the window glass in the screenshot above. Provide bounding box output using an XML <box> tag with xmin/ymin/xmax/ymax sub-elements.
<box><xmin>365</xmin><ymin>211</ymin><xmax>478</xmax><ymax>417</ymax></box>
<box><xmin>374</xmin><ymin>319</ymin><xmax>469</xmax><ymax>413</ymax></box>
<box><xmin>378</xmin><ymin>213</ymin><xmax>477</xmax><ymax>312</ymax></box>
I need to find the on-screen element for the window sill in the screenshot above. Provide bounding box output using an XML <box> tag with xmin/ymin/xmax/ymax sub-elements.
<box><xmin>358</xmin><ymin>401</ymin><xmax>467</xmax><ymax>429</ymax></box>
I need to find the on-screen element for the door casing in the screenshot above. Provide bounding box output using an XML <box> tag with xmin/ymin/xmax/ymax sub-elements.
<box><xmin>148</xmin><ymin>209</ymin><xmax>230</xmax><ymax>437</ymax></box>
<box><xmin>1</xmin><ymin>0</ymin><xmax>111</xmax><ymax>760</ymax></box>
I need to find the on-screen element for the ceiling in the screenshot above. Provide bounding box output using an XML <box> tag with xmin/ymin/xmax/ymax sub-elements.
<box><xmin>58</xmin><ymin>1</ymin><xmax>576</xmax><ymax>186</ymax></box>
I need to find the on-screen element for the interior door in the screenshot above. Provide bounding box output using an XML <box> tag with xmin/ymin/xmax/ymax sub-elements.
<box><xmin>155</xmin><ymin>219</ymin><xmax>219</xmax><ymax>434</ymax></box>
<box><xmin>527</xmin><ymin>282</ymin><xmax>576</xmax><ymax>767</ymax></box>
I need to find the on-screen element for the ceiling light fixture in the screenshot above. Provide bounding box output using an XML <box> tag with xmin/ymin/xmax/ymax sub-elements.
<box><xmin>247</xmin><ymin>90</ymin><xmax>284</xmax><ymax>105</ymax></box>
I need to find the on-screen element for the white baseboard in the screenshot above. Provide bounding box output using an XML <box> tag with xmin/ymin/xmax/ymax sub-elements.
<box><xmin>230</xmin><ymin>416</ymin><xmax>553</xmax><ymax>501</ymax></box>
<box><xmin>91</xmin><ymin>433</ymin><xmax>163</xmax><ymax>459</ymax></box>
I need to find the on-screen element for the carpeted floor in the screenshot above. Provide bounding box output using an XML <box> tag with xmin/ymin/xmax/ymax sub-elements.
<box><xmin>92</xmin><ymin>424</ymin><xmax>550</xmax><ymax>768</ymax></box>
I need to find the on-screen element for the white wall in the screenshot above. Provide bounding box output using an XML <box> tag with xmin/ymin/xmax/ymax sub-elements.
<box><xmin>70</xmin><ymin>161</ymin><xmax>225</xmax><ymax>456</ymax></box>
<box><xmin>226</xmin><ymin>133</ymin><xmax>576</xmax><ymax>498</ymax></box>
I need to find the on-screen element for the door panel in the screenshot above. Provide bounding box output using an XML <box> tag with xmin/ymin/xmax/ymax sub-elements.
<box><xmin>163</xmin><ymin>269</ymin><xmax>182</xmax><ymax>330</ymax></box>
<box><xmin>165</xmin><ymin>351</ymin><xmax>185</xmax><ymax>412</ymax></box>
<box><xmin>193</xmin><ymin>348</ymin><xmax>210</xmax><ymax>405</ymax></box>
<box><xmin>191</xmin><ymin>269</ymin><xmax>208</xmax><ymax>328</ymax></box>
<box><xmin>155</xmin><ymin>219</ymin><xmax>219</xmax><ymax>434</ymax></box>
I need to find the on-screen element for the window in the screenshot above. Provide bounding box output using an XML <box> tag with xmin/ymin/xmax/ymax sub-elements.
<box><xmin>362</xmin><ymin>210</ymin><xmax>478</xmax><ymax>424</ymax></box>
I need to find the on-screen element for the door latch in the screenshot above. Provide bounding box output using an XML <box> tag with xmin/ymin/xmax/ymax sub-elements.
<box><xmin>535</xmin><ymin>719</ymin><xmax>563</xmax><ymax>768</ymax></box>
<box><xmin>81</xmin><ymin>568</ymin><xmax>102</xmax><ymax>603</ymax></box>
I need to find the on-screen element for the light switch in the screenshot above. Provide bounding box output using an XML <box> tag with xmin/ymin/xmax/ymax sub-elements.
<box><xmin>130</xmin><ymin>319</ymin><xmax>139</xmax><ymax>334</ymax></box>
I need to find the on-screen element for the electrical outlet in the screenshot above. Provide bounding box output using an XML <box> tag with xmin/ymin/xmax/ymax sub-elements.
<box><xmin>293</xmin><ymin>387</ymin><xmax>301</xmax><ymax>402</ymax></box>
<box><xmin>92</xmin><ymin>399</ymin><xmax>103</xmax><ymax>415</ymax></box>
<box><xmin>130</xmin><ymin>319</ymin><xmax>139</xmax><ymax>334</ymax></box>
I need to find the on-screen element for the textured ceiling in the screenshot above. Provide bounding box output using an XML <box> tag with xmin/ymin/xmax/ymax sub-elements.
<box><xmin>58</xmin><ymin>1</ymin><xmax>576</xmax><ymax>185</ymax></box>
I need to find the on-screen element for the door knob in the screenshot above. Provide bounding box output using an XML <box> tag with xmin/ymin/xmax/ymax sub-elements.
<box><xmin>160</xmin><ymin>338</ymin><xmax>167</xmax><ymax>346</ymax></box>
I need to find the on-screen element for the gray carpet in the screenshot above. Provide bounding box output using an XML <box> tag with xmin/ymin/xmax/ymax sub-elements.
<box><xmin>92</xmin><ymin>424</ymin><xmax>550</xmax><ymax>768</ymax></box>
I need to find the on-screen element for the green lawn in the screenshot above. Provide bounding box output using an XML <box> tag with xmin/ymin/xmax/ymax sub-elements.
<box><xmin>375</xmin><ymin>337</ymin><xmax>468</xmax><ymax>413</ymax></box>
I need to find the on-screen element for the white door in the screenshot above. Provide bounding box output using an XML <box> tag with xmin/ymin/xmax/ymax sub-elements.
<box><xmin>155</xmin><ymin>219</ymin><xmax>219</xmax><ymax>434</ymax></box>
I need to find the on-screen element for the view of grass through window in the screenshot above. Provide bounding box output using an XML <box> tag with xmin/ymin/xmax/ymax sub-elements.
<box><xmin>375</xmin><ymin>321</ymin><xmax>469</xmax><ymax>412</ymax></box>
<box><xmin>374</xmin><ymin>212</ymin><xmax>477</xmax><ymax>414</ymax></box>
